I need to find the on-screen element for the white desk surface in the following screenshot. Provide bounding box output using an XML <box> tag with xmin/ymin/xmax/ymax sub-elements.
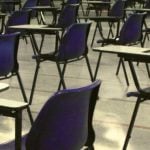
<box><xmin>93</xmin><ymin>45</ymin><xmax>150</xmax><ymax>55</ymax></box>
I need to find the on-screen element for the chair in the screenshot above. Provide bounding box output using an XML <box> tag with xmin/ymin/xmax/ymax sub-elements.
<box><xmin>117</xmin><ymin>52</ymin><xmax>150</xmax><ymax>150</ymax></box>
<box><xmin>0</xmin><ymin>32</ymin><xmax>33</xmax><ymax>124</ymax></box>
<box><xmin>94</xmin><ymin>13</ymin><xmax>146</xmax><ymax>85</ymax></box>
<box><xmin>38</xmin><ymin>0</ymin><xmax>54</xmax><ymax>6</ymax></box>
<box><xmin>29</xmin><ymin>23</ymin><xmax>94</xmax><ymax>105</ymax></box>
<box><xmin>36</xmin><ymin>4</ymin><xmax>79</xmax><ymax>52</ymax></box>
<box><xmin>22</xmin><ymin>0</ymin><xmax>39</xmax><ymax>10</ymax></box>
<box><xmin>0</xmin><ymin>80</ymin><xmax>101</xmax><ymax>150</ymax></box>
<box><xmin>5</xmin><ymin>10</ymin><xmax>31</xmax><ymax>34</ymax></box>
<box><xmin>86</xmin><ymin>0</ymin><xmax>126</xmax><ymax>46</ymax></box>
<box><xmin>4</xmin><ymin>10</ymin><xmax>31</xmax><ymax>44</ymax></box>
<box><xmin>22</xmin><ymin>0</ymin><xmax>39</xmax><ymax>17</ymax></box>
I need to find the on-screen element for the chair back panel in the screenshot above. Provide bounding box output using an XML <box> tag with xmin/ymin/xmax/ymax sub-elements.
<box><xmin>65</xmin><ymin>0</ymin><xmax>80</xmax><ymax>4</ymax></box>
<box><xmin>119</xmin><ymin>13</ymin><xmax>145</xmax><ymax>45</ymax></box>
<box><xmin>26</xmin><ymin>80</ymin><xmax>101</xmax><ymax>150</ymax></box>
<box><xmin>109</xmin><ymin>0</ymin><xmax>126</xmax><ymax>17</ymax></box>
<box><xmin>5</xmin><ymin>10</ymin><xmax>31</xmax><ymax>33</ymax></box>
<box><xmin>22</xmin><ymin>0</ymin><xmax>39</xmax><ymax>9</ymax></box>
<box><xmin>57</xmin><ymin>5</ymin><xmax>78</xmax><ymax>29</ymax></box>
<box><xmin>0</xmin><ymin>32</ymin><xmax>20</xmax><ymax>76</ymax></box>
<box><xmin>57</xmin><ymin>23</ymin><xmax>91</xmax><ymax>61</ymax></box>
<box><xmin>38</xmin><ymin>0</ymin><xmax>54</xmax><ymax>6</ymax></box>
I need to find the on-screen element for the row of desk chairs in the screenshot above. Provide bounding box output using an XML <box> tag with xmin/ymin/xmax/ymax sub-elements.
<box><xmin>0</xmin><ymin>2</ymin><xmax>100</xmax><ymax>149</ymax></box>
<box><xmin>0</xmin><ymin>20</ymin><xmax>100</xmax><ymax>150</ymax></box>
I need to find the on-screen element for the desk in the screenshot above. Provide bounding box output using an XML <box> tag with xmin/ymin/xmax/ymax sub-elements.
<box><xmin>126</xmin><ymin>8</ymin><xmax>150</xmax><ymax>13</ymax></box>
<box><xmin>79</xmin><ymin>15</ymin><xmax>121</xmax><ymax>46</ymax></box>
<box><xmin>27</xmin><ymin>6</ymin><xmax>60</xmax><ymax>24</ymax></box>
<box><xmin>9</xmin><ymin>24</ymin><xmax>62</xmax><ymax>54</ymax></box>
<box><xmin>93</xmin><ymin>45</ymin><xmax>150</xmax><ymax>84</ymax></box>
<box><xmin>82</xmin><ymin>0</ymin><xmax>110</xmax><ymax>16</ymax></box>
<box><xmin>0</xmin><ymin>99</ymin><xmax>28</xmax><ymax>150</ymax></box>
<box><xmin>83</xmin><ymin>1</ymin><xmax>110</xmax><ymax>5</ymax></box>
<box><xmin>9</xmin><ymin>24</ymin><xmax>63</xmax><ymax>104</ymax></box>
<box><xmin>117</xmin><ymin>51</ymin><xmax>150</xmax><ymax>150</ymax></box>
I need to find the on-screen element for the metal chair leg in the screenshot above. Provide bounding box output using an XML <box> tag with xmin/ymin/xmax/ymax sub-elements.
<box><xmin>29</xmin><ymin>62</ymin><xmax>40</xmax><ymax>105</ymax></box>
<box><xmin>56</xmin><ymin>63</ymin><xmax>67</xmax><ymax>91</ymax></box>
<box><xmin>91</xmin><ymin>23</ymin><xmax>98</xmax><ymax>47</ymax></box>
<box><xmin>145</xmin><ymin>63</ymin><xmax>150</xmax><ymax>78</ymax></box>
<box><xmin>85</xmin><ymin>56</ymin><xmax>94</xmax><ymax>81</ymax></box>
<box><xmin>93</xmin><ymin>52</ymin><xmax>102</xmax><ymax>80</ymax></box>
<box><xmin>116</xmin><ymin>57</ymin><xmax>122</xmax><ymax>75</ymax></box>
<box><xmin>121</xmin><ymin>58</ymin><xmax>129</xmax><ymax>86</ymax></box>
<box><xmin>116</xmin><ymin>58</ymin><xmax>129</xmax><ymax>86</ymax></box>
<box><xmin>123</xmin><ymin>97</ymin><xmax>141</xmax><ymax>150</ymax></box>
<box><xmin>16</xmin><ymin>72</ymin><xmax>33</xmax><ymax>124</ymax></box>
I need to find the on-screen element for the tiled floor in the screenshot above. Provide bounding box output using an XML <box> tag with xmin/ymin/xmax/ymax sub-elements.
<box><xmin>1</xmin><ymin>9</ymin><xmax>150</xmax><ymax>150</ymax></box>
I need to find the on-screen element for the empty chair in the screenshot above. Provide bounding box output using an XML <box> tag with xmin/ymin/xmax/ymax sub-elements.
<box><xmin>38</xmin><ymin>0</ymin><xmax>54</xmax><ymax>6</ymax></box>
<box><xmin>0</xmin><ymin>80</ymin><xmax>101</xmax><ymax>150</ymax></box>
<box><xmin>5</xmin><ymin>10</ymin><xmax>31</xmax><ymax>34</ymax></box>
<box><xmin>4</xmin><ymin>10</ymin><xmax>31</xmax><ymax>44</ymax></box>
<box><xmin>90</xmin><ymin>0</ymin><xmax>126</xmax><ymax>46</ymax></box>
<box><xmin>98</xmin><ymin>13</ymin><xmax>145</xmax><ymax>46</ymax></box>
<box><xmin>29</xmin><ymin>23</ymin><xmax>94</xmax><ymax>105</ymax></box>
<box><xmin>22</xmin><ymin>0</ymin><xmax>39</xmax><ymax>17</ymax></box>
<box><xmin>0</xmin><ymin>32</ymin><xmax>33</xmax><ymax>124</ymax></box>
<box><xmin>22</xmin><ymin>0</ymin><xmax>38</xmax><ymax>10</ymax></box>
<box><xmin>94</xmin><ymin>13</ymin><xmax>146</xmax><ymax>85</ymax></box>
<box><xmin>37</xmin><ymin>4</ymin><xmax>79</xmax><ymax>52</ymax></box>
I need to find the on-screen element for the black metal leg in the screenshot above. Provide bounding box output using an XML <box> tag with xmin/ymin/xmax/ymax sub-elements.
<box><xmin>93</xmin><ymin>52</ymin><xmax>102</xmax><ymax>80</ymax></box>
<box><xmin>29</xmin><ymin>62</ymin><xmax>40</xmax><ymax>105</ymax></box>
<box><xmin>39</xmin><ymin>34</ymin><xmax>45</xmax><ymax>53</ymax></box>
<box><xmin>97</xmin><ymin>22</ymin><xmax>104</xmax><ymax>40</ymax></box>
<box><xmin>116</xmin><ymin>57</ymin><xmax>122</xmax><ymax>75</ymax></box>
<box><xmin>80</xmin><ymin>3</ymin><xmax>86</xmax><ymax>16</ymax></box>
<box><xmin>145</xmin><ymin>63</ymin><xmax>150</xmax><ymax>78</ymax></box>
<box><xmin>29</xmin><ymin>34</ymin><xmax>38</xmax><ymax>58</ymax></box>
<box><xmin>85</xmin><ymin>56</ymin><xmax>94</xmax><ymax>81</ymax></box>
<box><xmin>107</xmin><ymin>22</ymin><xmax>114</xmax><ymax>39</ymax></box>
<box><xmin>123</xmin><ymin>97</ymin><xmax>141</xmax><ymax>150</ymax></box>
<box><xmin>15</xmin><ymin>110</ymin><xmax>22</xmax><ymax>150</ymax></box>
<box><xmin>116</xmin><ymin>58</ymin><xmax>129</xmax><ymax>86</ymax></box>
<box><xmin>56</xmin><ymin>63</ymin><xmax>67</xmax><ymax>91</ymax></box>
<box><xmin>16</xmin><ymin>72</ymin><xmax>33</xmax><ymax>124</ymax></box>
<box><xmin>121</xmin><ymin>58</ymin><xmax>129</xmax><ymax>86</ymax></box>
<box><xmin>91</xmin><ymin>23</ymin><xmax>98</xmax><ymax>47</ymax></box>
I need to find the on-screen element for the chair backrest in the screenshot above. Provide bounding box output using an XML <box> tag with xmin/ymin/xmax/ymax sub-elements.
<box><xmin>65</xmin><ymin>0</ymin><xmax>80</xmax><ymax>5</ymax></box>
<box><xmin>0</xmin><ymin>32</ymin><xmax>20</xmax><ymax>77</ymax></box>
<box><xmin>109</xmin><ymin>0</ymin><xmax>126</xmax><ymax>17</ymax></box>
<box><xmin>119</xmin><ymin>13</ymin><xmax>145</xmax><ymax>45</ymax></box>
<box><xmin>22</xmin><ymin>0</ymin><xmax>39</xmax><ymax>10</ymax></box>
<box><xmin>38</xmin><ymin>0</ymin><xmax>54</xmax><ymax>6</ymax></box>
<box><xmin>26</xmin><ymin>80</ymin><xmax>101</xmax><ymax>150</ymax></box>
<box><xmin>56</xmin><ymin>23</ymin><xmax>91</xmax><ymax>61</ymax></box>
<box><xmin>56</xmin><ymin>5</ymin><xmax>79</xmax><ymax>29</ymax></box>
<box><xmin>5</xmin><ymin>10</ymin><xmax>31</xmax><ymax>33</ymax></box>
